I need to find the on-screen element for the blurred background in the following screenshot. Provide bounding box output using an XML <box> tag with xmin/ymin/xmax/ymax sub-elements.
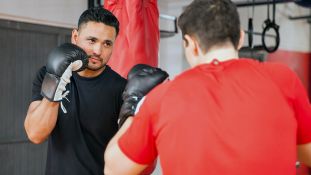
<box><xmin>0</xmin><ymin>0</ymin><xmax>310</xmax><ymax>174</ymax></box>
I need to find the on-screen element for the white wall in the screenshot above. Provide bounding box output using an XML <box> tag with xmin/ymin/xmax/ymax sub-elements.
<box><xmin>238</xmin><ymin>3</ymin><xmax>311</xmax><ymax>52</ymax></box>
<box><xmin>0</xmin><ymin>0</ymin><xmax>87</xmax><ymax>28</ymax></box>
<box><xmin>159</xmin><ymin>1</ymin><xmax>190</xmax><ymax>79</ymax></box>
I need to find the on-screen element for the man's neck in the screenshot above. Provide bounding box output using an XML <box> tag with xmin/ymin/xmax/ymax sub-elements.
<box><xmin>200</xmin><ymin>47</ymin><xmax>239</xmax><ymax>64</ymax></box>
<box><xmin>77</xmin><ymin>66</ymin><xmax>106</xmax><ymax>78</ymax></box>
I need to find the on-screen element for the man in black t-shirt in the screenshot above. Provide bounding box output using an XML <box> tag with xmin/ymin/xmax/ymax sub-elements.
<box><xmin>24</xmin><ymin>7</ymin><xmax>127</xmax><ymax>175</ymax></box>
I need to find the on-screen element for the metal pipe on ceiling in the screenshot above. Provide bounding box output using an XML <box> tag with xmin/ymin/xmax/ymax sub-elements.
<box><xmin>235</xmin><ymin>0</ymin><xmax>295</xmax><ymax>7</ymax></box>
<box><xmin>288</xmin><ymin>15</ymin><xmax>311</xmax><ymax>20</ymax></box>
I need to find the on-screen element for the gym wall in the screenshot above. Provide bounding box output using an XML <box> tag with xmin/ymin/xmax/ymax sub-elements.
<box><xmin>0</xmin><ymin>1</ymin><xmax>86</xmax><ymax>174</ymax></box>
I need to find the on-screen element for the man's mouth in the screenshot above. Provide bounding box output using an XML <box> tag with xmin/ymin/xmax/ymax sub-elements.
<box><xmin>89</xmin><ymin>57</ymin><xmax>101</xmax><ymax>63</ymax></box>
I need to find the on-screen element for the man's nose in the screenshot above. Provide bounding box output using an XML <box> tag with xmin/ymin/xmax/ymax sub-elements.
<box><xmin>92</xmin><ymin>43</ymin><xmax>102</xmax><ymax>56</ymax></box>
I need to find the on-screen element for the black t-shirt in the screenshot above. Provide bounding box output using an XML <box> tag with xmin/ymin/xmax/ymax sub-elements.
<box><xmin>31</xmin><ymin>66</ymin><xmax>127</xmax><ymax>175</ymax></box>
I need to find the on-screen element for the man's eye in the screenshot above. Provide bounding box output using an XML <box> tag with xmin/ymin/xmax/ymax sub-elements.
<box><xmin>88</xmin><ymin>39</ymin><xmax>96</xmax><ymax>44</ymax></box>
<box><xmin>104</xmin><ymin>42</ymin><xmax>112</xmax><ymax>47</ymax></box>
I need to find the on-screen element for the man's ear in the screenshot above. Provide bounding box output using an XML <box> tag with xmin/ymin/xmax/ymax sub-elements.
<box><xmin>71</xmin><ymin>29</ymin><xmax>78</xmax><ymax>44</ymax></box>
<box><xmin>237</xmin><ymin>29</ymin><xmax>245</xmax><ymax>50</ymax></box>
<box><xmin>184</xmin><ymin>34</ymin><xmax>199</xmax><ymax>56</ymax></box>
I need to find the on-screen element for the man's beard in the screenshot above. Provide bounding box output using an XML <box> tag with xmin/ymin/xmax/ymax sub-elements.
<box><xmin>86</xmin><ymin>56</ymin><xmax>106</xmax><ymax>71</ymax></box>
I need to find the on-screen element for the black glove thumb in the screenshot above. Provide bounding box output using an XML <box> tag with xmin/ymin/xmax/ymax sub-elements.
<box><xmin>118</xmin><ymin>64</ymin><xmax>169</xmax><ymax>127</ymax></box>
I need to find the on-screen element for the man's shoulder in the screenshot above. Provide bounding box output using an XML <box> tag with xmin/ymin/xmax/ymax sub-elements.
<box><xmin>105</xmin><ymin>66</ymin><xmax>127</xmax><ymax>89</ymax></box>
<box><xmin>31</xmin><ymin>66</ymin><xmax>47</xmax><ymax>102</ymax></box>
<box><xmin>232</xmin><ymin>58</ymin><xmax>296</xmax><ymax>80</ymax></box>
<box><xmin>37</xmin><ymin>66</ymin><xmax>47</xmax><ymax>75</ymax></box>
<box><xmin>262</xmin><ymin>61</ymin><xmax>294</xmax><ymax>74</ymax></box>
<box><xmin>105</xmin><ymin>66</ymin><xmax>127</xmax><ymax>84</ymax></box>
<box><xmin>168</xmin><ymin>67</ymin><xmax>201</xmax><ymax>85</ymax></box>
<box><xmin>244</xmin><ymin>60</ymin><xmax>300</xmax><ymax>98</ymax></box>
<box><xmin>259</xmin><ymin>61</ymin><xmax>298</xmax><ymax>84</ymax></box>
<box><xmin>33</xmin><ymin>66</ymin><xmax>47</xmax><ymax>82</ymax></box>
<box><xmin>106</xmin><ymin>66</ymin><xmax>127</xmax><ymax>81</ymax></box>
<box><xmin>239</xmin><ymin>58</ymin><xmax>293</xmax><ymax>74</ymax></box>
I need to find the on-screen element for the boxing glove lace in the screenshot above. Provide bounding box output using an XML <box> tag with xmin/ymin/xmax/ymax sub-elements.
<box><xmin>41</xmin><ymin>43</ymin><xmax>88</xmax><ymax>102</ymax></box>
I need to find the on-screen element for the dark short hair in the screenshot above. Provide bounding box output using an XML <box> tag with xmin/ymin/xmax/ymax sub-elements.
<box><xmin>178</xmin><ymin>0</ymin><xmax>241</xmax><ymax>52</ymax></box>
<box><xmin>78</xmin><ymin>7</ymin><xmax>119</xmax><ymax>36</ymax></box>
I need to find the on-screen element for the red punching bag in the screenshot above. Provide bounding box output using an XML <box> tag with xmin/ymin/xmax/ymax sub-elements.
<box><xmin>104</xmin><ymin>0</ymin><xmax>160</xmax><ymax>78</ymax></box>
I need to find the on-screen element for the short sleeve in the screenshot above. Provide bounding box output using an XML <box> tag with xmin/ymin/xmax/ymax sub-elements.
<box><xmin>263</xmin><ymin>63</ymin><xmax>311</xmax><ymax>144</ymax></box>
<box><xmin>115</xmin><ymin>78</ymin><xmax>127</xmax><ymax>120</ymax></box>
<box><xmin>31</xmin><ymin>66</ymin><xmax>46</xmax><ymax>102</ymax></box>
<box><xmin>292</xmin><ymin>74</ymin><xmax>311</xmax><ymax>144</ymax></box>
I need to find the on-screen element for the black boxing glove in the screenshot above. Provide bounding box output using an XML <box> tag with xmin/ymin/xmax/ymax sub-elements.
<box><xmin>41</xmin><ymin>43</ymin><xmax>88</xmax><ymax>102</ymax></box>
<box><xmin>118</xmin><ymin>64</ymin><xmax>169</xmax><ymax>127</ymax></box>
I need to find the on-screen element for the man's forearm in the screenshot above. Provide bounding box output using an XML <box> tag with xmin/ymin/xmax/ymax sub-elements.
<box><xmin>298</xmin><ymin>143</ymin><xmax>311</xmax><ymax>167</ymax></box>
<box><xmin>24</xmin><ymin>98</ymin><xmax>59</xmax><ymax>144</ymax></box>
<box><xmin>104</xmin><ymin>117</ymin><xmax>147</xmax><ymax>175</ymax></box>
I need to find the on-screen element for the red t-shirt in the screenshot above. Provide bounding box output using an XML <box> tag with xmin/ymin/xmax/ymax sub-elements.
<box><xmin>119</xmin><ymin>59</ymin><xmax>311</xmax><ymax>175</ymax></box>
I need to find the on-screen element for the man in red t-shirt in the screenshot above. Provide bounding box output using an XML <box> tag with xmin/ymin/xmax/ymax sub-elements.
<box><xmin>104</xmin><ymin>0</ymin><xmax>311</xmax><ymax>174</ymax></box>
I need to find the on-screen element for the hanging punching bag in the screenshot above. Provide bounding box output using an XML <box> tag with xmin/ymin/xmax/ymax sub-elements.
<box><xmin>295</xmin><ymin>0</ymin><xmax>311</xmax><ymax>8</ymax></box>
<box><xmin>104</xmin><ymin>0</ymin><xmax>160</xmax><ymax>78</ymax></box>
